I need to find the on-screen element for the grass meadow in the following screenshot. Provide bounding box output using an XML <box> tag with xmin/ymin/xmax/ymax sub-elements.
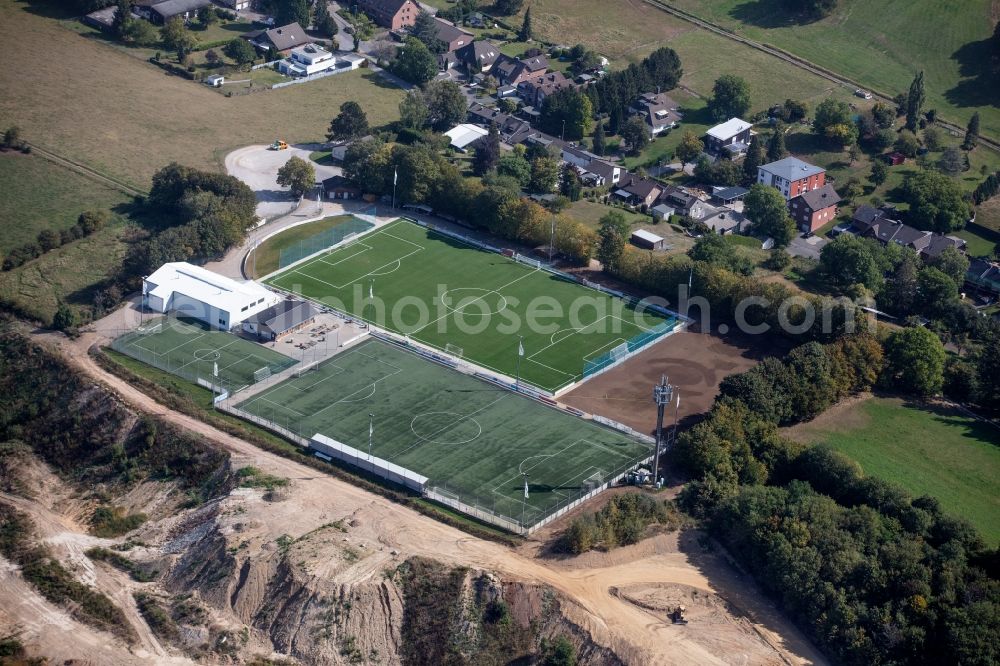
<box><xmin>665</xmin><ymin>0</ymin><xmax>999</xmax><ymax>141</ymax></box>
<box><xmin>786</xmin><ymin>396</ymin><xmax>1000</xmax><ymax>545</ymax></box>
<box><xmin>0</xmin><ymin>152</ymin><xmax>130</xmax><ymax>254</ymax></box>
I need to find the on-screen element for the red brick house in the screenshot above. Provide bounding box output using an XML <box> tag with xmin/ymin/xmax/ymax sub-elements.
<box><xmin>355</xmin><ymin>0</ymin><xmax>419</xmax><ymax>30</ymax></box>
<box><xmin>788</xmin><ymin>184</ymin><xmax>839</xmax><ymax>233</ymax></box>
<box><xmin>757</xmin><ymin>156</ymin><xmax>826</xmax><ymax>201</ymax></box>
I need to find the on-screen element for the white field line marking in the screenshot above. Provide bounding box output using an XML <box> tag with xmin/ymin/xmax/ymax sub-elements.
<box><xmin>408</xmin><ymin>268</ymin><xmax>539</xmax><ymax>337</ymax></box>
<box><xmin>392</xmin><ymin>392</ymin><xmax>511</xmax><ymax>460</ymax></box>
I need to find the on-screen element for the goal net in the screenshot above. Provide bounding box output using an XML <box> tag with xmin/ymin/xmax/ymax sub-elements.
<box><xmin>583</xmin><ymin>470</ymin><xmax>605</xmax><ymax>492</ymax></box>
<box><xmin>514</xmin><ymin>253</ymin><xmax>542</xmax><ymax>270</ymax></box>
<box><xmin>253</xmin><ymin>366</ymin><xmax>272</xmax><ymax>383</ymax></box>
<box><xmin>609</xmin><ymin>341</ymin><xmax>629</xmax><ymax>362</ymax></box>
<box><xmin>136</xmin><ymin>323</ymin><xmax>162</xmax><ymax>335</ymax></box>
<box><xmin>445</xmin><ymin>343</ymin><xmax>464</xmax><ymax>358</ymax></box>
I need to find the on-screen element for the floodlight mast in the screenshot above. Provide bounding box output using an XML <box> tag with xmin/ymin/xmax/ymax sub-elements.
<box><xmin>652</xmin><ymin>375</ymin><xmax>673</xmax><ymax>485</ymax></box>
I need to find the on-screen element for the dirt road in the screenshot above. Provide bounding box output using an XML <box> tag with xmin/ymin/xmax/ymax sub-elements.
<box><xmin>51</xmin><ymin>329</ymin><xmax>826</xmax><ymax>666</ymax></box>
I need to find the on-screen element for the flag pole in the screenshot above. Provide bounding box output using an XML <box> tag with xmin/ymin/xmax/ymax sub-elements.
<box><xmin>515</xmin><ymin>335</ymin><xmax>524</xmax><ymax>391</ymax></box>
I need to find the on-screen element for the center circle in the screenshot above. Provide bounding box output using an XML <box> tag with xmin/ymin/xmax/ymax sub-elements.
<box><xmin>410</xmin><ymin>411</ymin><xmax>482</xmax><ymax>445</ymax></box>
<box><xmin>439</xmin><ymin>288</ymin><xmax>508</xmax><ymax>317</ymax></box>
<box><xmin>193</xmin><ymin>349</ymin><xmax>221</xmax><ymax>361</ymax></box>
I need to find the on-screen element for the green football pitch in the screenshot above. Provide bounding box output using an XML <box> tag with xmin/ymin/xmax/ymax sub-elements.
<box><xmin>265</xmin><ymin>219</ymin><xmax>680</xmax><ymax>392</ymax></box>
<box><xmin>235</xmin><ymin>338</ymin><xmax>652</xmax><ymax>527</ymax></box>
<box><xmin>112</xmin><ymin>316</ymin><xmax>298</xmax><ymax>391</ymax></box>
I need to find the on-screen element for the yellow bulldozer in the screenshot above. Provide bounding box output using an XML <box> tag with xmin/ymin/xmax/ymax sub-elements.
<box><xmin>269</xmin><ymin>140</ymin><xmax>289</xmax><ymax>151</ymax></box>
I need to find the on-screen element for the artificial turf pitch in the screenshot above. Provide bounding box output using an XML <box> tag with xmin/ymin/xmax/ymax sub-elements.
<box><xmin>112</xmin><ymin>316</ymin><xmax>298</xmax><ymax>391</ymax></box>
<box><xmin>235</xmin><ymin>338</ymin><xmax>653</xmax><ymax>526</ymax></box>
<box><xmin>265</xmin><ymin>219</ymin><xmax>678</xmax><ymax>393</ymax></box>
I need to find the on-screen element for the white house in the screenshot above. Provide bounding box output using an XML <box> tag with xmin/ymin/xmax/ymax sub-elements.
<box><xmin>143</xmin><ymin>262</ymin><xmax>279</xmax><ymax>330</ymax></box>
<box><xmin>279</xmin><ymin>43</ymin><xmax>337</xmax><ymax>77</ymax></box>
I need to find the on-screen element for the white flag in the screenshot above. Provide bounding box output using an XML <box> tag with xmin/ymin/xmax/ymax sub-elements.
<box><xmin>523</xmin><ymin>477</ymin><xmax>529</xmax><ymax>499</ymax></box>
<box><xmin>676</xmin><ymin>392</ymin><xmax>680</xmax><ymax>409</ymax></box>
<box><xmin>688</xmin><ymin>267</ymin><xmax>693</xmax><ymax>289</ymax></box>
<box><xmin>213</xmin><ymin>362</ymin><xmax>218</xmax><ymax>377</ymax></box>
<box><xmin>369</xmin><ymin>420</ymin><xmax>374</xmax><ymax>437</ymax></box>
<box><xmin>369</xmin><ymin>282</ymin><xmax>374</xmax><ymax>300</ymax></box>
<box><xmin>518</xmin><ymin>339</ymin><xmax>524</xmax><ymax>356</ymax></box>
<box><xmin>393</xmin><ymin>167</ymin><xmax>398</xmax><ymax>186</ymax></box>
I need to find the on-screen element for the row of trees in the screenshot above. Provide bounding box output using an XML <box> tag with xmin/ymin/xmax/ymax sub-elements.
<box><xmin>342</xmin><ymin>137</ymin><xmax>596</xmax><ymax>262</ymax></box>
<box><xmin>588</xmin><ymin>47</ymin><xmax>683</xmax><ymax>136</ymax></box>
<box><xmin>2</xmin><ymin>211</ymin><xmax>109</xmax><ymax>272</ymax></box>
<box><xmin>672</xmin><ymin>330</ymin><xmax>999</xmax><ymax>665</ymax></box>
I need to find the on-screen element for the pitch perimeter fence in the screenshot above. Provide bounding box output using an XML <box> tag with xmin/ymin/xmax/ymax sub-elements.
<box><xmin>278</xmin><ymin>214</ymin><xmax>376</xmax><ymax>268</ymax></box>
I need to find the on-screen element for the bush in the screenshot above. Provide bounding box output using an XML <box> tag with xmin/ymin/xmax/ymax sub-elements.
<box><xmin>89</xmin><ymin>506</ymin><xmax>147</xmax><ymax>537</ymax></box>
<box><xmin>560</xmin><ymin>493</ymin><xmax>681</xmax><ymax>553</ymax></box>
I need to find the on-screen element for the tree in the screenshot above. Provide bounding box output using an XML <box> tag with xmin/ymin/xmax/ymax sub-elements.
<box><xmin>819</xmin><ymin>234</ymin><xmax>885</xmax><ymax>291</ymax></box>
<box><xmin>423</xmin><ymin>80</ymin><xmax>467</xmax><ymax>131</ymax></box>
<box><xmin>842</xmin><ymin>177</ymin><xmax>864</xmax><ymax>203</ymax></box>
<box><xmin>597</xmin><ymin>211</ymin><xmax>629</xmax><ymax>272</ymax></box>
<box><xmin>977</xmin><ymin>336</ymin><xmax>1000</xmax><ymax>412</ymax></box>
<box><xmin>346</xmin><ymin>11</ymin><xmax>375</xmax><ymax>51</ymax></box>
<box><xmin>744</xmin><ymin>183</ymin><xmax>796</xmax><ymax>247</ymax></box>
<box><xmin>962</xmin><ymin>112</ymin><xmax>980</xmax><ymax>151</ymax></box>
<box><xmin>398</xmin><ymin>90</ymin><xmax>429</xmax><ymax>130</ymax></box>
<box><xmin>689</xmin><ymin>235</ymin><xmax>752</xmax><ymax>275</ymax></box>
<box><xmin>52</xmin><ymin>303</ymin><xmax>77</xmax><ymax>332</ymax></box>
<box><xmin>204</xmin><ymin>48</ymin><xmax>219</xmax><ymax>66</ymax></box>
<box><xmin>872</xmin><ymin>127</ymin><xmax>895</xmax><ymax>152</ymax></box>
<box><xmin>938</xmin><ymin>147</ymin><xmax>964</xmax><ymax>176</ymax></box>
<box><xmin>411</xmin><ymin>11</ymin><xmax>446</xmax><ymax>53</ymax></box>
<box><xmin>275</xmin><ymin>0</ymin><xmax>309</xmax><ymax>29</ymax></box>
<box><xmin>276</xmin><ymin>156</ymin><xmax>315</xmax><ymax>198</ymax></box>
<box><xmin>901</xmin><ymin>170</ymin><xmax>972</xmax><ymax>232</ymax></box>
<box><xmin>825</xmin><ymin>122</ymin><xmax>859</xmax><ymax>148</ymax></box>
<box><xmin>539</xmin><ymin>88</ymin><xmax>593</xmax><ymax>141</ymax></box>
<box><xmin>539</xmin><ymin>635</ymin><xmax>577</xmax><ymax>666</ymax></box>
<box><xmin>519</xmin><ymin>6</ymin><xmax>532</xmax><ymax>41</ymax></box>
<box><xmin>494</xmin><ymin>0</ymin><xmax>524</xmax><ymax>15</ymax></box>
<box><xmin>742</xmin><ymin>134</ymin><xmax>764</xmax><ymax>186</ymax></box>
<box><xmin>327</xmin><ymin>101</ymin><xmax>369</xmax><ymax>142</ymax></box>
<box><xmin>869</xmin><ymin>159</ymin><xmax>888</xmax><ymax>188</ymax></box>
<box><xmin>620</xmin><ymin>116</ymin><xmax>650</xmax><ymax>156</ymax></box>
<box><xmin>196</xmin><ymin>5</ymin><xmax>218</xmax><ymax>26</ymax></box>
<box><xmin>917</xmin><ymin>266</ymin><xmax>958</xmax><ymax>317</ymax></box>
<box><xmin>708</xmin><ymin>74</ymin><xmax>751</xmax><ymax>121</ymax></box>
<box><xmin>923</xmin><ymin>126</ymin><xmax>942</xmax><ymax>152</ymax></box>
<box><xmin>122</xmin><ymin>17</ymin><xmax>158</xmax><ymax>46</ymax></box>
<box><xmin>883</xmin><ymin>326</ymin><xmax>945</xmax><ymax>396</ymax></box>
<box><xmin>905</xmin><ymin>70</ymin><xmax>925</xmax><ymax>131</ymax></box>
<box><xmin>160</xmin><ymin>17</ymin><xmax>197</xmax><ymax>56</ymax></box>
<box><xmin>529</xmin><ymin>156</ymin><xmax>560</xmax><ymax>193</ymax></box>
<box><xmin>782</xmin><ymin>98</ymin><xmax>808</xmax><ymax>122</ymax></box>
<box><xmin>675</xmin><ymin>131</ymin><xmax>703</xmax><ymax>168</ymax></box>
<box><xmin>392</xmin><ymin>37</ymin><xmax>437</xmax><ymax>85</ymax></box>
<box><xmin>112</xmin><ymin>0</ymin><xmax>132</xmax><ymax>39</ymax></box>
<box><xmin>496</xmin><ymin>152</ymin><xmax>531</xmax><ymax>187</ymax></box>
<box><xmin>224</xmin><ymin>37</ymin><xmax>257</xmax><ymax>68</ymax></box>
<box><xmin>930</xmin><ymin>246</ymin><xmax>970</xmax><ymax>285</ymax></box>
<box><xmin>766</xmin><ymin>126</ymin><xmax>786</xmax><ymax>161</ymax></box>
<box><xmin>2</xmin><ymin>126</ymin><xmax>22</xmax><ymax>150</ymax></box>
<box><xmin>36</xmin><ymin>229</ymin><xmax>61</xmax><ymax>253</ymax></box>
<box><xmin>894</xmin><ymin>130</ymin><xmax>920</xmax><ymax>158</ymax></box>
<box><xmin>881</xmin><ymin>251</ymin><xmax>920</xmax><ymax>315</ymax></box>
<box><xmin>591</xmin><ymin>120</ymin><xmax>606</xmax><ymax>157</ymax></box>
<box><xmin>313</xmin><ymin>0</ymin><xmax>338</xmax><ymax>38</ymax></box>
<box><xmin>343</xmin><ymin>138</ymin><xmax>392</xmax><ymax>194</ymax></box>
<box><xmin>561</xmin><ymin>166</ymin><xmax>582</xmax><ymax>201</ymax></box>
<box><xmin>473</xmin><ymin>123</ymin><xmax>501</xmax><ymax>176</ymax></box>
<box><xmin>813</xmin><ymin>98</ymin><xmax>852</xmax><ymax>135</ymax></box>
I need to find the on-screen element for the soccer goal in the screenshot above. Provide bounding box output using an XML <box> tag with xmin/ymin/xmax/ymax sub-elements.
<box><xmin>253</xmin><ymin>366</ymin><xmax>273</xmax><ymax>383</ymax></box>
<box><xmin>136</xmin><ymin>323</ymin><xmax>162</xmax><ymax>335</ymax></box>
<box><xmin>583</xmin><ymin>470</ymin><xmax>605</xmax><ymax>493</ymax></box>
<box><xmin>609</xmin><ymin>341</ymin><xmax>629</xmax><ymax>362</ymax></box>
<box><xmin>445</xmin><ymin>343</ymin><xmax>464</xmax><ymax>359</ymax></box>
<box><xmin>514</xmin><ymin>253</ymin><xmax>542</xmax><ymax>270</ymax></box>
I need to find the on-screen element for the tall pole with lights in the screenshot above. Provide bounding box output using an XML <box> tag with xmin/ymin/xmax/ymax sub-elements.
<box><xmin>652</xmin><ymin>375</ymin><xmax>673</xmax><ymax>486</ymax></box>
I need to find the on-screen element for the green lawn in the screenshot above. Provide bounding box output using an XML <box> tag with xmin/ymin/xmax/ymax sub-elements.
<box><xmin>665</xmin><ymin>0</ymin><xmax>999</xmax><ymax>142</ymax></box>
<box><xmin>789</xmin><ymin>397</ymin><xmax>1000</xmax><ymax>545</ymax></box>
<box><xmin>111</xmin><ymin>316</ymin><xmax>298</xmax><ymax>392</ymax></box>
<box><xmin>0</xmin><ymin>152</ymin><xmax>130</xmax><ymax>254</ymax></box>
<box><xmin>235</xmin><ymin>337</ymin><xmax>652</xmax><ymax>528</ymax></box>
<box><xmin>568</xmin><ymin>200</ymin><xmax>650</xmax><ymax>230</ymax></box>
<box><xmin>250</xmin><ymin>214</ymin><xmax>375</xmax><ymax>278</ymax></box>
<box><xmin>266</xmin><ymin>218</ymin><xmax>681</xmax><ymax>392</ymax></box>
